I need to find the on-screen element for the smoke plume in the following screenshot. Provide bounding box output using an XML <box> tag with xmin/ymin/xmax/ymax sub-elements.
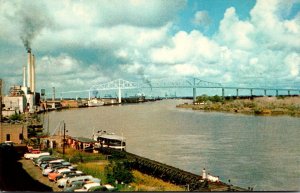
<box><xmin>137</xmin><ymin>66</ymin><xmax>152</xmax><ymax>90</ymax></box>
<box><xmin>18</xmin><ymin>2</ymin><xmax>50</xmax><ymax>50</ymax></box>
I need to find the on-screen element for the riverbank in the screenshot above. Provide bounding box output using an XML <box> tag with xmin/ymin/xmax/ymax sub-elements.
<box><xmin>177</xmin><ymin>96</ymin><xmax>300</xmax><ymax>117</ymax></box>
<box><xmin>20</xmin><ymin>147</ymin><xmax>186</xmax><ymax>192</ymax></box>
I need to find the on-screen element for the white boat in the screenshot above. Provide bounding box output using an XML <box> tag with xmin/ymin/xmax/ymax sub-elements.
<box><xmin>88</xmin><ymin>98</ymin><xmax>104</xmax><ymax>107</ymax></box>
<box><xmin>93</xmin><ymin>130</ymin><xmax>126</xmax><ymax>151</ymax></box>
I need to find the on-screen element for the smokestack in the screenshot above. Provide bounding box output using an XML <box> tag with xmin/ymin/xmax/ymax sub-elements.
<box><xmin>31</xmin><ymin>54</ymin><xmax>36</xmax><ymax>93</ymax></box>
<box><xmin>27</xmin><ymin>49</ymin><xmax>32</xmax><ymax>90</ymax></box>
<box><xmin>23</xmin><ymin>66</ymin><xmax>26</xmax><ymax>87</ymax></box>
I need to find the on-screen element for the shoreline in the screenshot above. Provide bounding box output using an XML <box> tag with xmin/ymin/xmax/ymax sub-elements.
<box><xmin>177</xmin><ymin>96</ymin><xmax>300</xmax><ymax>117</ymax></box>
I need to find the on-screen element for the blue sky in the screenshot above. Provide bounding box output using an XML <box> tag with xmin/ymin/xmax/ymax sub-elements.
<box><xmin>0</xmin><ymin>0</ymin><xmax>299</xmax><ymax>97</ymax></box>
<box><xmin>176</xmin><ymin>0</ymin><xmax>256</xmax><ymax>36</ymax></box>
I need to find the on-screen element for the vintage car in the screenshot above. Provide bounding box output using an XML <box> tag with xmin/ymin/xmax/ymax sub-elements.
<box><xmin>57</xmin><ymin>173</ymin><xmax>87</xmax><ymax>188</ymax></box>
<box><xmin>63</xmin><ymin>181</ymin><xmax>86</xmax><ymax>192</ymax></box>
<box><xmin>74</xmin><ymin>182</ymin><xmax>101</xmax><ymax>192</ymax></box>
<box><xmin>32</xmin><ymin>155</ymin><xmax>55</xmax><ymax>166</ymax></box>
<box><xmin>24</xmin><ymin>152</ymin><xmax>50</xmax><ymax>159</ymax></box>
<box><xmin>48</xmin><ymin>168</ymin><xmax>71</xmax><ymax>181</ymax></box>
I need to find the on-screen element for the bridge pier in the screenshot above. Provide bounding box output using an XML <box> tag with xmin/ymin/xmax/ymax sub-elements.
<box><xmin>250</xmin><ymin>89</ymin><xmax>253</xmax><ymax>96</ymax></box>
<box><xmin>193</xmin><ymin>88</ymin><xmax>196</xmax><ymax>103</ymax></box>
<box><xmin>264</xmin><ymin>89</ymin><xmax>267</xmax><ymax>96</ymax></box>
<box><xmin>118</xmin><ymin>86</ymin><xmax>122</xmax><ymax>103</ymax></box>
<box><xmin>276</xmin><ymin>90</ymin><xmax>279</xmax><ymax>96</ymax></box>
<box><xmin>236</xmin><ymin>89</ymin><xmax>239</xmax><ymax>98</ymax></box>
<box><xmin>288</xmin><ymin>90</ymin><xmax>290</xmax><ymax>96</ymax></box>
<box><xmin>222</xmin><ymin>88</ymin><xmax>225</xmax><ymax>98</ymax></box>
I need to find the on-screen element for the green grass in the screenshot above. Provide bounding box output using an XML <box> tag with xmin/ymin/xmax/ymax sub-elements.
<box><xmin>77</xmin><ymin>161</ymin><xmax>108</xmax><ymax>182</ymax></box>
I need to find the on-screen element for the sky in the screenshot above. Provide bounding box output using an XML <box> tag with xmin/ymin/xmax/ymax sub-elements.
<box><xmin>0</xmin><ymin>0</ymin><xmax>300</xmax><ymax>97</ymax></box>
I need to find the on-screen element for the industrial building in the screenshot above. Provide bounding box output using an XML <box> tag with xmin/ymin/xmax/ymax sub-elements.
<box><xmin>1</xmin><ymin>49</ymin><xmax>40</xmax><ymax>117</ymax></box>
<box><xmin>0</xmin><ymin>49</ymin><xmax>38</xmax><ymax>144</ymax></box>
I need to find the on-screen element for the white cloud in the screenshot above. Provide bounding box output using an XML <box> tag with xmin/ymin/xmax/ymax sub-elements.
<box><xmin>285</xmin><ymin>53</ymin><xmax>300</xmax><ymax>77</ymax></box>
<box><xmin>38</xmin><ymin>54</ymin><xmax>80</xmax><ymax>75</ymax></box>
<box><xmin>174</xmin><ymin>64</ymin><xmax>200</xmax><ymax>76</ymax></box>
<box><xmin>193</xmin><ymin>11</ymin><xmax>211</xmax><ymax>26</ymax></box>
<box><xmin>250</xmin><ymin>0</ymin><xmax>300</xmax><ymax>50</ymax></box>
<box><xmin>42</xmin><ymin>0</ymin><xmax>186</xmax><ymax>29</ymax></box>
<box><xmin>150</xmin><ymin>30</ymin><xmax>220</xmax><ymax>65</ymax></box>
<box><xmin>1</xmin><ymin>0</ymin><xmax>300</xmax><ymax>94</ymax></box>
<box><xmin>216</xmin><ymin>7</ymin><xmax>255</xmax><ymax>50</ymax></box>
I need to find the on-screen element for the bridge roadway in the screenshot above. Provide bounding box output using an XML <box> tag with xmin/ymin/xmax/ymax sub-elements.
<box><xmin>59</xmin><ymin>78</ymin><xmax>300</xmax><ymax>102</ymax></box>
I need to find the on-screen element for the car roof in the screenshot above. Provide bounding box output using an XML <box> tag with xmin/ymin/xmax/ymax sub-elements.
<box><xmin>68</xmin><ymin>175</ymin><xmax>93</xmax><ymax>182</ymax></box>
<box><xmin>57</xmin><ymin>168</ymin><xmax>71</xmax><ymax>173</ymax></box>
<box><xmin>83</xmin><ymin>182</ymin><xmax>100</xmax><ymax>189</ymax></box>
<box><xmin>49</xmin><ymin>159</ymin><xmax>65</xmax><ymax>163</ymax></box>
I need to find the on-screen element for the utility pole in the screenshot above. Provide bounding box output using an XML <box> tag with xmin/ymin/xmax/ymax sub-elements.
<box><xmin>62</xmin><ymin>121</ymin><xmax>68</xmax><ymax>156</ymax></box>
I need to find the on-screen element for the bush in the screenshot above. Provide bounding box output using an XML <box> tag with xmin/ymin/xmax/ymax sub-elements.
<box><xmin>105</xmin><ymin>160</ymin><xmax>134</xmax><ymax>184</ymax></box>
<box><xmin>9</xmin><ymin>113</ymin><xmax>22</xmax><ymax>121</ymax></box>
<box><xmin>196</xmin><ymin>95</ymin><xmax>224</xmax><ymax>103</ymax></box>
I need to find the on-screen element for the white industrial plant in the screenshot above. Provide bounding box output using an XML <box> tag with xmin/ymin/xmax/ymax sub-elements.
<box><xmin>2</xmin><ymin>49</ymin><xmax>38</xmax><ymax>116</ymax></box>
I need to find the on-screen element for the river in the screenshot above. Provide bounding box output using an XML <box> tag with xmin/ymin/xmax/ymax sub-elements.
<box><xmin>44</xmin><ymin>99</ymin><xmax>300</xmax><ymax>191</ymax></box>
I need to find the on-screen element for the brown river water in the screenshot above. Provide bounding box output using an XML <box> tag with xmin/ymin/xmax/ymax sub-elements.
<box><xmin>43</xmin><ymin>99</ymin><xmax>300</xmax><ymax>191</ymax></box>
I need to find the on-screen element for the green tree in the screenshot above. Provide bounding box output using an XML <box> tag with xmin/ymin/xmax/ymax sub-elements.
<box><xmin>105</xmin><ymin>160</ymin><xmax>134</xmax><ymax>184</ymax></box>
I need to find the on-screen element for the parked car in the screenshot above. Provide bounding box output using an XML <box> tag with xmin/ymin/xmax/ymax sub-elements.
<box><xmin>40</xmin><ymin>159</ymin><xmax>64</xmax><ymax>169</ymax></box>
<box><xmin>42</xmin><ymin>165</ymin><xmax>68</xmax><ymax>176</ymax></box>
<box><xmin>65</xmin><ymin>175</ymin><xmax>94</xmax><ymax>188</ymax></box>
<box><xmin>64</xmin><ymin>181</ymin><xmax>86</xmax><ymax>192</ymax></box>
<box><xmin>54</xmin><ymin>170</ymin><xmax>83</xmax><ymax>182</ymax></box>
<box><xmin>37</xmin><ymin>157</ymin><xmax>57</xmax><ymax>167</ymax></box>
<box><xmin>24</xmin><ymin>152</ymin><xmax>50</xmax><ymax>159</ymax></box>
<box><xmin>41</xmin><ymin>161</ymin><xmax>63</xmax><ymax>170</ymax></box>
<box><xmin>57</xmin><ymin>173</ymin><xmax>87</xmax><ymax>188</ymax></box>
<box><xmin>56</xmin><ymin>171</ymin><xmax>78</xmax><ymax>182</ymax></box>
<box><xmin>48</xmin><ymin>168</ymin><xmax>71</xmax><ymax>181</ymax></box>
<box><xmin>61</xmin><ymin>161</ymin><xmax>72</xmax><ymax>167</ymax></box>
<box><xmin>32</xmin><ymin>155</ymin><xmax>54</xmax><ymax>166</ymax></box>
<box><xmin>74</xmin><ymin>183</ymin><xmax>101</xmax><ymax>192</ymax></box>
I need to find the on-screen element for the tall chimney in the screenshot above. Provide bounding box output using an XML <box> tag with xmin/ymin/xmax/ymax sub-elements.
<box><xmin>23</xmin><ymin>66</ymin><xmax>26</xmax><ymax>87</ymax></box>
<box><xmin>27</xmin><ymin>49</ymin><xmax>32</xmax><ymax>90</ymax></box>
<box><xmin>31</xmin><ymin>54</ymin><xmax>36</xmax><ymax>93</ymax></box>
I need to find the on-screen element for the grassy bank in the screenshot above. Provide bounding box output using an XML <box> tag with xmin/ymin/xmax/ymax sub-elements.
<box><xmin>177</xmin><ymin>96</ymin><xmax>300</xmax><ymax>117</ymax></box>
<box><xmin>52</xmin><ymin>148</ymin><xmax>185</xmax><ymax>191</ymax></box>
<box><xmin>77</xmin><ymin>162</ymin><xmax>185</xmax><ymax>191</ymax></box>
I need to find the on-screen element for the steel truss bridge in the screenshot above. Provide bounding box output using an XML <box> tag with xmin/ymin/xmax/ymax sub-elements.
<box><xmin>59</xmin><ymin>78</ymin><xmax>300</xmax><ymax>102</ymax></box>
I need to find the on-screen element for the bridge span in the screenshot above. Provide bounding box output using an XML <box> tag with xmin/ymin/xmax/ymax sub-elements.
<box><xmin>59</xmin><ymin>78</ymin><xmax>300</xmax><ymax>102</ymax></box>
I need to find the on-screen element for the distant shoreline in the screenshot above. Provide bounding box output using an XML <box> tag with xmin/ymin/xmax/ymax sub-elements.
<box><xmin>176</xmin><ymin>96</ymin><xmax>300</xmax><ymax>117</ymax></box>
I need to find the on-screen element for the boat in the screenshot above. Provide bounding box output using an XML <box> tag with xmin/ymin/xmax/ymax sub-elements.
<box><xmin>93</xmin><ymin>130</ymin><xmax>126</xmax><ymax>151</ymax></box>
<box><xmin>88</xmin><ymin>98</ymin><xmax>104</xmax><ymax>107</ymax></box>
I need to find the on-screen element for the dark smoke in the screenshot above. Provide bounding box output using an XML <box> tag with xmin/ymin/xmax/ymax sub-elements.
<box><xmin>18</xmin><ymin>2</ymin><xmax>51</xmax><ymax>50</ymax></box>
<box><xmin>137</xmin><ymin>66</ymin><xmax>152</xmax><ymax>90</ymax></box>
